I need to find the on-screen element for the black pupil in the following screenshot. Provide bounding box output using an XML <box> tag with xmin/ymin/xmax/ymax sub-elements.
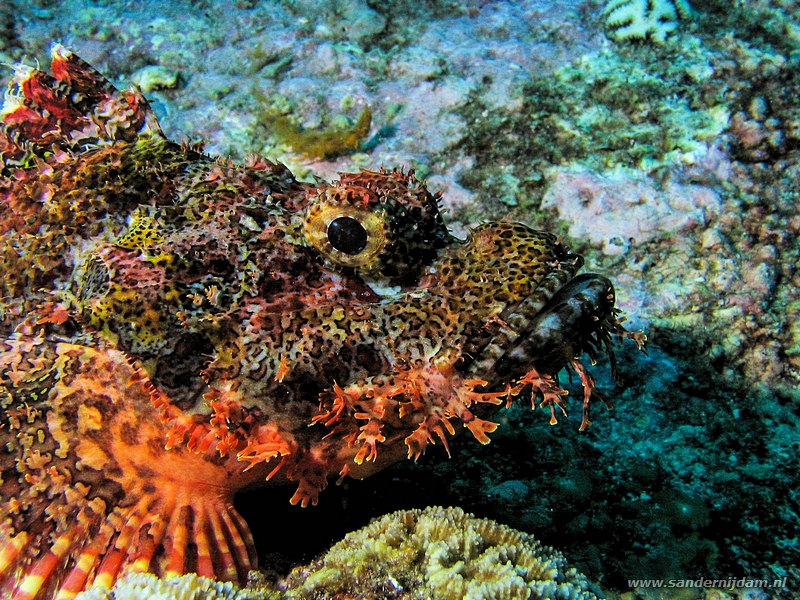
<box><xmin>327</xmin><ymin>216</ymin><xmax>368</xmax><ymax>255</ymax></box>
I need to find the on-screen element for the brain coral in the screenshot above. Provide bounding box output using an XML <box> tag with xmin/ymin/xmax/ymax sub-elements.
<box><xmin>74</xmin><ymin>507</ymin><xmax>599</xmax><ymax>599</ymax></box>
<box><xmin>282</xmin><ymin>506</ymin><xmax>599</xmax><ymax>599</ymax></box>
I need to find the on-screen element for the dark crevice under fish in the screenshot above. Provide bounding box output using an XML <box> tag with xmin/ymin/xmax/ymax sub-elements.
<box><xmin>0</xmin><ymin>45</ymin><xmax>642</xmax><ymax>598</ymax></box>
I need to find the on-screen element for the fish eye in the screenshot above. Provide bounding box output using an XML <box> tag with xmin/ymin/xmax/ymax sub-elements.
<box><xmin>327</xmin><ymin>216</ymin><xmax>368</xmax><ymax>255</ymax></box>
<box><xmin>304</xmin><ymin>202</ymin><xmax>386</xmax><ymax>269</ymax></box>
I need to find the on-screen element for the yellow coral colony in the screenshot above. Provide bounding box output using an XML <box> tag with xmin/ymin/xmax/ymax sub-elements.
<box><xmin>284</xmin><ymin>506</ymin><xmax>599</xmax><ymax>599</ymax></box>
<box><xmin>604</xmin><ymin>0</ymin><xmax>691</xmax><ymax>44</ymax></box>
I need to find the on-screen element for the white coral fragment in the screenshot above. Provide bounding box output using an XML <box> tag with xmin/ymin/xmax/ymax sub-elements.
<box><xmin>74</xmin><ymin>572</ymin><xmax>243</xmax><ymax>600</ymax></box>
<box><xmin>604</xmin><ymin>0</ymin><xmax>691</xmax><ymax>44</ymax></box>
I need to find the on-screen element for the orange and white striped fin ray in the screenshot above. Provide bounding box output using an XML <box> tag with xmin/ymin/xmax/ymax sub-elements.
<box><xmin>3</xmin><ymin>505</ymin><xmax>99</xmax><ymax>600</ymax></box>
<box><xmin>90</xmin><ymin>507</ymin><xmax>145</xmax><ymax>590</ymax></box>
<box><xmin>158</xmin><ymin>495</ymin><xmax>256</xmax><ymax>582</ymax></box>
<box><xmin>163</xmin><ymin>504</ymin><xmax>191</xmax><ymax>578</ymax></box>
<box><xmin>1</xmin><ymin>489</ymin><xmax>256</xmax><ymax>599</ymax></box>
<box><xmin>0</xmin><ymin>527</ymin><xmax>27</xmax><ymax>581</ymax></box>
<box><xmin>205</xmin><ymin>509</ymin><xmax>239</xmax><ymax>582</ymax></box>
<box><xmin>54</xmin><ymin>513</ymin><xmax>121</xmax><ymax>600</ymax></box>
<box><xmin>218</xmin><ymin>505</ymin><xmax>257</xmax><ymax>581</ymax></box>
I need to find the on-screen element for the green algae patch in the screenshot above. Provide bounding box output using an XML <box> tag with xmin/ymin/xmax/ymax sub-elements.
<box><xmin>255</xmin><ymin>91</ymin><xmax>372</xmax><ymax>160</ymax></box>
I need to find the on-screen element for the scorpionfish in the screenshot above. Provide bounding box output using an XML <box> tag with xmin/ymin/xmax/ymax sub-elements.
<box><xmin>0</xmin><ymin>46</ymin><xmax>638</xmax><ymax>598</ymax></box>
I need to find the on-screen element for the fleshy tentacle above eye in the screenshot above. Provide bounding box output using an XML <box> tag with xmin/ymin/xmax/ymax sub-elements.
<box><xmin>2</xmin><ymin>44</ymin><xmax>162</xmax><ymax>160</ymax></box>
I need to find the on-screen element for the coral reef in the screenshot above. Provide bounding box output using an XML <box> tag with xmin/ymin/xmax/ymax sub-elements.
<box><xmin>540</xmin><ymin>169</ymin><xmax>721</xmax><ymax>256</ymax></box>
<box><xmin>0</xmin><ymin>3</ymin><xmax>22</xmax><ymax>63</ymax></box>
<box><xmin>450</xmin><ymin>4</ymin><xmax>800</xmax><ymax>403</ymax></box>
<box><xmin>604</xmin><ymin>0</ymin><xmax>692</xmax><ymax>44</ymax></box>
<box><xmin>453</xmin><ymin>41</ymin><xmax>728</xmax><ymax>209</ymax></box>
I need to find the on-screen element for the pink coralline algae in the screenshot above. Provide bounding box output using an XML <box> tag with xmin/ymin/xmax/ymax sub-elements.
<box><xmin>541</xmin><ymin>168</ymin><xmax>722</xmax><ymax>256</ymax></box>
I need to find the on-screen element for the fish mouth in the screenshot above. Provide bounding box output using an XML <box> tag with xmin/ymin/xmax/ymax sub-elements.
<box><xmin>454</xmin><ymin>236</ymin><xmax>616</xmax><ymax>376</ymax></box>
<box><xmin>456</xmin><ymin>267</ymin><xmax>622</xmax><ymax>431</ymax></box>
<box><xmin>490</xmin><ymin>273</ymin><xmax>619</xmax><ymax>381</ymax></box>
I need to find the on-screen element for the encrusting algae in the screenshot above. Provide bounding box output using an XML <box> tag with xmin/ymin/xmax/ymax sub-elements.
<box><xmin>0</xmin><ymin>45</ymin><xmax>640</xmax><ymax>598</ymax></box>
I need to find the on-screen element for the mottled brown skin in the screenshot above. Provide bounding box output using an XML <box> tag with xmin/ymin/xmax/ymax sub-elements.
<box><xmin>0</xmin><ymin>47</ymin><xmax>634</xmax><ymax>598</ymax></box>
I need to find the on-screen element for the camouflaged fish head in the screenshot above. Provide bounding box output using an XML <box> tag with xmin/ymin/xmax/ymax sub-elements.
<box><xmin>0</xmin><ymin>46</ymin><xmax>641</xmax><ymax>597</ymax></box>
